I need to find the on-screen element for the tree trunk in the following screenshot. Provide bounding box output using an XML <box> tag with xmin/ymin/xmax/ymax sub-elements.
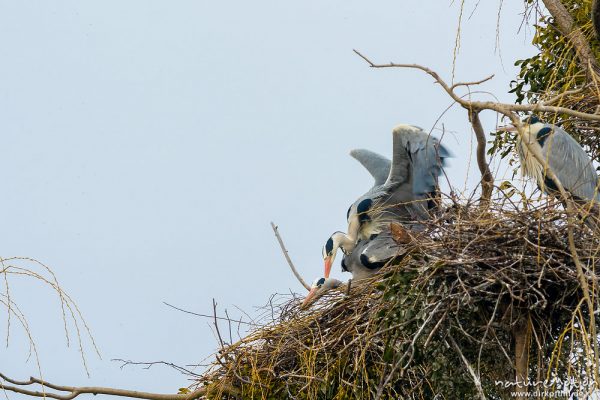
<box><xmin>513</xmin><ymin>316</ymin><xmax>530</xmax><ymax>400</ymax></box>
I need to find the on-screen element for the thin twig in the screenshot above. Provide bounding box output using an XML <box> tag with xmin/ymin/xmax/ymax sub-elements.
<box><xmin>270</xmin><ymin>222</ymin><xmax>311</xmax><ymax>291</ymax></box>
<box><xmin>352</xmin><ymin>49</ymin><xmax>600</xmax><ymax>121</ymax></box>
<box><xmin>112</xmin><ymin>359</ymin><xmax>200</xmax><ymax>377</ymax></box>
<box><xmin>162</xmin><ymin>301</ymin><xmax>257</xmax><ymax>326</ymax></box>
<box><xmin>212</xmin><ymin>299</ymin><xmax>225</xmax><ymax>348</ymax></box>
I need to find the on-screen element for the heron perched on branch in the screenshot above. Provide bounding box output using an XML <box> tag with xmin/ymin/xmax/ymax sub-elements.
<box><xmin>323</xmin><ymin>124</ymin><xmax>449</xmax><ymax>278</ymax></box>
<box><xmin>498</xmin><ymin>116</ymin><xmax>600</xmax><ymax>204</ymax></box>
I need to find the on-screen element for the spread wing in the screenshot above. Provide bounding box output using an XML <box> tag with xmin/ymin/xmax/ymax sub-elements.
<box><xmin>349</xmin><ymin>149</ymin><xmax>391</xmax><ymax>188</ymax></box>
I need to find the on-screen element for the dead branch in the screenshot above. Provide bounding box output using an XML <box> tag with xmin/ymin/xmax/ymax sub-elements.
<box><xmin>468</xmin><ymin>110</ymin><xmax>494</xmax><ymax>206</ymax></box>
<box><xmin>212</xmin><ymin>299</ymin><xmax>225</xmax><ymax>348</ymax></box>
<box><xmin>0</xmin><ymin>373</ymin><xmax>218</xmax><ymax>400</ymax></box>
<box><xmin>352</xmin><ymin>49</ymin><xmax>600</xmax><ymax>121</ymax></box>
<box><xmin>270</xmin><ymin>222</ymin><xmax>311</xmax><ymax>291</ymax></box>
<box><xmin>112</xmin><ymin>359</ymin><xmax>201</xmax><ymax>378</ymax></box>
<box><xmin>162</xmin><ymin>301</ymin><xmax>257</xmax><ymax>326</ymax></box>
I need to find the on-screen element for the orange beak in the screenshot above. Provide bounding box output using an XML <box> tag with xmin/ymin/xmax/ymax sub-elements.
<box><xmin>301</xmin><ymin>287</ymin><xmax>319</xmax><ymax>308</ymax></box>
<box><xmin>324</xmin><ymin>256</ymin><xmax>333</xmax><ymax>278</ymax></box>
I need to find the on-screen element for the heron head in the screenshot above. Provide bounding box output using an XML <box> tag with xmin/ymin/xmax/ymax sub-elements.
<box><xmin>497</xmin><ymin>115</ymin><xmax>544</xmax><ymax>136</ymax></box>
<box><xmin>301</xmin><ymin>277</ymin><xmax>343</xmax><ymax>308</ymax></box>
<box><xmin>524</xmin><ymin>114</ymin><xmax>541</xmax><ymax>125</ymax></box>
<box><xmin>322</xmin><ymin>232</ymin><xmax>343</xmax><ymax>278</ymax></box>
<box><xmin>323</xmin><ymin>232</ymin><xmax>354</xmax><ymax>278</ymax></box>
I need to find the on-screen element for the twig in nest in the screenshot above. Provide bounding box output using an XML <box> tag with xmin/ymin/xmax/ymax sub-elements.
<box><xmin>212</xmin><ymin>299</ymin><xmax>225</xmax><ymax>348</ymax></box>
<box><xmin>112</xmin><ymin>359</ymin><xmax>200</xmax><ymax>377</ymax></box>
<box><xmin>270</xmin><ymin>222</ymin><xmax>311</xmax><ymax>291</ymax></box>
<box><xmin>163</xmin><ymin>301</ymin><xmax>257</xmax><ymax>326</ymax></box>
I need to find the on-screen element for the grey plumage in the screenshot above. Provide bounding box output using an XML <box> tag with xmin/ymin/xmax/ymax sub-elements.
<box><xmin>347</xmin><ymin>124</ymin><xmax>449</xmax><ymax>243</ymax></box>
<box><xmin>340</xmin><ymin>230</ymin><xmax>405</xmax><ymax>280</ymax></box>
<box><xmin>504</xmin><ymin>117</ymin><xmax>600</xmax><ymax>203</ymax></box>
<box><xmin>349</xmin><ymin>149</ymin><xmax>392</xmax><ymax>188</ymax></box>
<box><xmin>322</xmin><ymin>124</ymin><xmax>449</xmax><ymax>279</ymax></box>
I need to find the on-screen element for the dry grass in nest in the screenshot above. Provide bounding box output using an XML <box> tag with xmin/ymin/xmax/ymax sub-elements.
<box><xmin>196</xmin><ymin>197</ymin><xmax>600</xmax><ymax>399</ymax></box>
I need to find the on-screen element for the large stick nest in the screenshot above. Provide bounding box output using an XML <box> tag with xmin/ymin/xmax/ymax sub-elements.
<box><xmin>196</xmin><ymin>199</ymin><xmax>600</xmax><ymax>399</ymax></box>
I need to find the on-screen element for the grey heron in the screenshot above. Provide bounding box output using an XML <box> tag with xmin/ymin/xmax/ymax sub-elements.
<box><xmin>340</xmin><ymin>228</ymin><xmax>406</xmax><ymax>281</ymax></box>
<box><xmin>305</xmin><ymin>225</ymin><xmax>409</xmax><ymax>307</ymax></box>
<box><xmin>301</xmin><ymin>277</ymin><xmax>343</xmax><ymax>308</ymax></box>
<box><xmin>498</xmin><ymin>116</ymin><xmax>600</xmax><ymax>203</ymax></box>
<box><xmin>323</xmin><ymin>124</ymin><xmax>449</xmax><ymax>278</ymax></box>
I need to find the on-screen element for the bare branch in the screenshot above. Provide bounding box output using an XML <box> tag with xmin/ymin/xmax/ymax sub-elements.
<box><xmin>270</xmin><ymin>222</ymin><xmax>311</xmax><ymax>291</ymax></box>
<box><xmin>450</xmin><ymin>75</ymin><xmax>495</xmax><ymax>91</ymax></box>
<box><xmin>0</xmin><ymin>373</ymin><xmax>215</xmax><ymax>400</ymax></box>
<box><xmin>468</xmin><ymin>110</ymin><xmax>494</xmax><ymax>206</ymax></box>
<box><xmin>112</xmin><ymin>359</ymin><xmax>201</xmax><ymax>378</ymax></box>
<box><xmin>163</xmin><ymin>301</ymin><xmax>257</xmax><ymax>326</ymax></box>
<box><xmin>212</xmin><ymin>299</ymin><xmax>225</xmax><ymax>348</ymax></box>
<box><xmin>352</xmin><ymin>49</ymin><xmax>600</xmax><ymax>121</ymax></box>
<box><xmin>542</xmin><ymin>87</ymin><xmax>585</xmax><ymax>106</ymax></box>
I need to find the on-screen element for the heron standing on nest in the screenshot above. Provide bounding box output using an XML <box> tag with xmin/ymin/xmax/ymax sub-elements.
<box><xmin>322</xmin><ymin>124</ymin><xmax>449</xmax><ymax>278</ymax></box>
<box><xmin>305</xmin><ymin>224</ymin><xmax>411</xmax><ymax>307</ymax></box>
<box><xmin>498</xmin><ymin>116</ymin><xmax>600</xmax><ymax>204</ymax></box>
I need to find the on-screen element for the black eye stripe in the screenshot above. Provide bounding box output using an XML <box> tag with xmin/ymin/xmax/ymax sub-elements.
<box><xmin>325</xmin><ymin>237</ymin><xmax>334</xmax><ymax>254</ymax></box>
<box><xmin>317</xmin><ymin>278</ymin><xmax>325</xmax><ymax>286</ymax></box>
<box><xmin>536</xmin><ymin>127</ymin><xmax>552</xmax><ymax>147</ymax></box>
<box><xmin>356</xmin><ymin>199</ymin><xmax>372</xmax><ymax>214</ymax></box>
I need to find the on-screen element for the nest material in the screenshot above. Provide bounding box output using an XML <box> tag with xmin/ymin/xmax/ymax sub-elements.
<box><xmin>197</xmin><ymin>201</ymin><xmax>600</xmax><ymax>399</ymax></box>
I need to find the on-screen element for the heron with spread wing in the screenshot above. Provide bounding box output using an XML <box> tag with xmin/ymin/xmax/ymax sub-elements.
<box><xmin>322</xmin><ymin>124</ymin><xmax>449</xmax><ymax>278</ymax></box>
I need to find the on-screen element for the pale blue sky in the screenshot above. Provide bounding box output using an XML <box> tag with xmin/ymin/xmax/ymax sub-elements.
<box><xmin>2</xmin><ymin>0</ymin><xmax>535</xmax><ymax>396</ymax></box>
